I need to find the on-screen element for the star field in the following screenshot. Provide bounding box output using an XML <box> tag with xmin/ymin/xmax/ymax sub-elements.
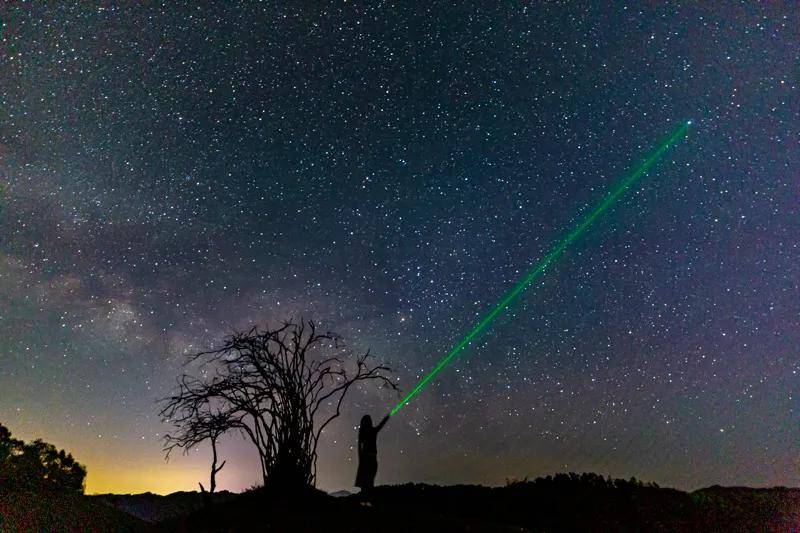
<box><xmin>0</xmin><ymin>3</ymin><xmax>797</xmax><ymax>493</ymax></box>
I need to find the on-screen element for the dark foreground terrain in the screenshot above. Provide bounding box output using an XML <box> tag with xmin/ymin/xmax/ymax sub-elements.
<box><xmin>3</xmin><ymin>473</ymin><xmax>800</xmax><ymax>532</ymax></box>
<box><xmin>0</xmin><ymin>487</ymin><xmax>144</xmax><ymax>532</ymax></box>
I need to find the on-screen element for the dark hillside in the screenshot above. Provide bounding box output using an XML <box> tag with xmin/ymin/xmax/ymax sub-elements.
<box><xmin>148</xmin><ymin>474</ymin><xmax>800</xmax><ymax>532</ymax></box>
<box><xmin>0</xmin><ymin>488</ymin><xmax>146</xmax><ymax>532</ymax></box>
<box><xmin>690</xmin><ymin>486</ymin><xmax>800</xmax><ymax>532</ymax></box>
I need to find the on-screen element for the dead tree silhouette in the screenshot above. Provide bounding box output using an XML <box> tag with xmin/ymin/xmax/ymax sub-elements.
<box><xmin>162</xmin><ymin>411</ymin><xmax>230</xmax><ymax>496</ymax></box>
<box><xmin>160</xmin><ymin>318</ymin><xmax>398</xmax><ymax>490</ymax></box>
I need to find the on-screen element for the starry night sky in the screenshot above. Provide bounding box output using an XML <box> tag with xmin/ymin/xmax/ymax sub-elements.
<box><xmin>0</xmin><ymin>3</ymin><xmax>797</xmax><ymax>494</ymax></box>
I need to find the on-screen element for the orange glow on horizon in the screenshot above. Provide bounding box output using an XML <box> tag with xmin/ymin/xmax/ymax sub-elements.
<box><xmin>86</xmin><ymin>462</ymin><xmax>209</xmax><ymax>495</ymax></box>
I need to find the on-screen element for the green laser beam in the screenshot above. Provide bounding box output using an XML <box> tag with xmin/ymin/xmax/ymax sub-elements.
<box><xmin>390</xmin><ymin>121</ymin><xmax>691</xmax><ymax>416</ymax></box>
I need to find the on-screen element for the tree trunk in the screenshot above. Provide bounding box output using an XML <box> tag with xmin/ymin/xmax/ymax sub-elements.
<box><xmin>209</xmin><ymin>437</ymin><xmax>225</xmax><ymax>494</ymax></box>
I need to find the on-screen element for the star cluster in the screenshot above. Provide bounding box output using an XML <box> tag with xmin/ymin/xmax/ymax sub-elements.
<box><xmin>0</xmin><ymin>3</ymin><xmax>797</xmax><ymax>493</ymax></box>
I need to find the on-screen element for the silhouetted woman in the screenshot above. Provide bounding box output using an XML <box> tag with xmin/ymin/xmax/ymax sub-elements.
<box><xmin>355</xmin><ymin>413</ymin><xmax>389</xmax><ymax>492</ymax></box>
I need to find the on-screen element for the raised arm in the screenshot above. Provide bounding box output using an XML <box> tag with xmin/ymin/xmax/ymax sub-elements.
<box><xmin>375</xmin><ymin>414</ymin><xmax>390</xmax><ymax>432</ymax></box>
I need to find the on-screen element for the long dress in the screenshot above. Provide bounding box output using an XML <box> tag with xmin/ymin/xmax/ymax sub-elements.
<box><xmin>355</xmin><ymin>416</ymin><xmax>387</xmax><ymax>489</ymax></box>
<box><xmin>355</xmin><ymin>450</ymin><xmax>378</xmax><ymax>489</ymax></box>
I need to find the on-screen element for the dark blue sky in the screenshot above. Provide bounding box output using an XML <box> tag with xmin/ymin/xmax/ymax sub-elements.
<box><xmin>0</xmin><ymin>2</ymin><xmax>797</xmax><ymax>493</ymax></box>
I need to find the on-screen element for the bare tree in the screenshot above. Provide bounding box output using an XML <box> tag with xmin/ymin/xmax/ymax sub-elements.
<box><xmin>160</xmin><ymin>318</ymin><xmax>398</xmax><ymax>490</ymax></box>
<box><xmin>162</xmin><ymin>409</ymin><xmax>230</xmax><ymax>494</ymax></box>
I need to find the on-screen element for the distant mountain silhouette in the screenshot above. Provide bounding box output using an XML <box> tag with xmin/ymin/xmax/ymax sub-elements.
<box><xmin>92</xmin><ymin>490</ymin><xmax>236</xmax><ymax>523</ymax></box>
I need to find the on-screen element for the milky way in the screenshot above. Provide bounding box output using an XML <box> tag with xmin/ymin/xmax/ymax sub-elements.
<box><xmin>0</xmin><ymin>3</ymin><xmax>797</xmax><ymax>494</ymax></box>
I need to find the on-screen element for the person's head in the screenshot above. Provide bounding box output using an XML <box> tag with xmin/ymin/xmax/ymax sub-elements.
<box><xmin>359</xmin><ymin>415</ymin><xmax>373</xmax><ymax>441</ymax></box>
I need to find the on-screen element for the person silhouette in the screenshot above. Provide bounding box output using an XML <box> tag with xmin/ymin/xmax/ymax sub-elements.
<box><xmin>355</xmin><ymin>413</ymin><xmax>389</xmax><ymax>493</ymax></box>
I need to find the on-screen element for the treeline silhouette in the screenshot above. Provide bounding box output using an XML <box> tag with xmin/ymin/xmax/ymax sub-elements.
<box><xmin>0</xmin><ymin>422</ymin><xmax>86</xmax><ymax>493</ymax></box>
<box><xmin>0</xmin><ymin>422</ymin><xmax>144</xmax><ymax>531</ymax></box>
